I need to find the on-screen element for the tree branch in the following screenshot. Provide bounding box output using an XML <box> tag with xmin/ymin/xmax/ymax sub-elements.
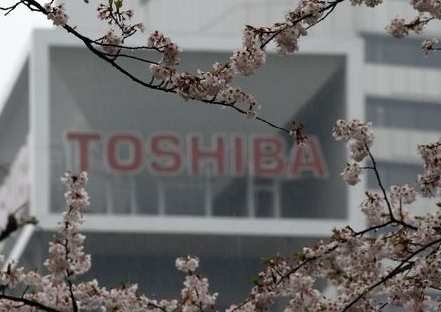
<box><xmin>0</xmin><ymin>294</ymin><xmax>62</xmax><ymax>312</ymax></box>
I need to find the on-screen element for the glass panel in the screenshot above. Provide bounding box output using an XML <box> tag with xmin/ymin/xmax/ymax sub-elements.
<box><xmin>367</xmin><ymin>161</ymin><xmax>422</xmax><ymax>189</ymax></box>
<box><xmin>255</xmin><ymin>189</ymin><xmax>274</xmax><ymax>217</ymax></box>
<box><xmin>367</xmin><ymin>96</ymin><xmax>441</xmax><ymax>131</ymax></box>
<box><xmin>364</xmin><ymin>33</ymin><xmax>441</xmax><ymax>68</ymax></box>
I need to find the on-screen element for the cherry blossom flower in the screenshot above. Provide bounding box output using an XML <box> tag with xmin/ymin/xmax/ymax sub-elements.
<box><xmin>332</xmin><ymin>119</ymin><xmax>374</xmax><ymax>162</ymax></box>
<box><xmin>175</xmin><ymin>256</ymin><xmax>199</xmax><ymax>272</ymax></box>
<box><xmin>390</xmin><ymin>184</ymin><xmax>416</xmax><ymax>205</ymax></box>
<box><xmin>101</xmin><ymin>30</ymin><xmax>122</xmax><ymax>56</ymax></box>
<box><xmin>422</xmin><ymin>38</ymin><xmax>439</xmax><ymax>55</ymax></box>
<box><xmin>147</xmin><ymin>31</ymin><xmax>181</xmax><ymax>66</ymax></box>
<box><xmin>341</xmin><ymin>163</ymin><xmax>363</xmax><ymax>185</ymax></box>
<box><xmin>44</xmin><ymin>3</ymin><xmax>68</xmax><ymax>26</ymax></box>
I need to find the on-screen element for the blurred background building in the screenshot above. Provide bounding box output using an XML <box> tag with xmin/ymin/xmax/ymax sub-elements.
<box><xmin>54</xmin><ymin>0</ymin><xmax>441</xmax><ymax>211</ymax></box>
<box><xmin>0</xmin><ymin>0</ymin><xmax>438</xmax><ymax>309</ymax></box>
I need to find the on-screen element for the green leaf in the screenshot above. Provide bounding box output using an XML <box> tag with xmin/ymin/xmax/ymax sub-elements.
<box><xmin>340</xmin><ymin>272</ymin><xmax>348</xmax><ymax>279</ymax></box>
<box><xmin>293</xmin><ymin>252</ymin><xmax>305</xmax><ymax>261</ymax></box>
<box><xmin>260</xmin><ymin>257</ymin><xmax>272</xmax><ymax>264</ymax></box>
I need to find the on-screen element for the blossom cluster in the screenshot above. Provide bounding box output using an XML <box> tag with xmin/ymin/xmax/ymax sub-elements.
<box><xmin>341</xmin><ymin>163</ymin><xmax>362</xmax><ymax>186</ymax></box>
<box><xmin>333</xmin><ymin>119</ymin><xmax>420</xmax><ymax>226</ymax></box>
<box><xmin>385</xmin><ymin>0</ymin><xmax>441</xmax><ymax>51</ymax></box>
<box><xmin>223</xmin><ymin>189</ymin><xmax>441</xmax><ymax>312</ymax></box>
<box><xmin>417</xmin><ymin>140</ymin><xmax>441</xmax><ymax>197</ymax></box>
<box><xmin>147</xmin><ymin>31</ymin><xmax>181</xmax><ymax>66</ymax></box>
<box><xmin>44</xmin><ymin>171</ymin><xmax>91</xmax><ymax>282</ymax></box>
<box><xmin>96</xmin><ymin>1</ymin><xmax>144</xmax><ymax>35</ymax></box>
<box><xmin>101</xmin><ymin>30</ymin><xmax>122</xmax><ymax>56</ymax></box>
<box><xmin>421</xmin><ymin>38</ymin><xmax>439</xmax><ymax>55</ymax></box>
<box><xmin>389</xmin><ymin>184</ymin><xmax>417</xmax><ymax>223</ymax></box>
<box><xmin>332</xmin><ymin>119</ymin><xmax>374</xmax><ymax>161</ymax></box>
<box><xmin>332</xmin><ymin>119</ymin><xmax>374</xmax><ymax>185</ymax></box>
<box><xmin>44</xmin><ymin>2</ymin><xmax>68</xmax><ymax>26</ymax></box>
<box><xmin>181</xmin><ymin>274</ymin><xmax>218</xmax><ymax>312</ymax></box>
<box><xmin>389</xmin><ymin>184</ymin><xmax>417</xmax><ymax>205</ymax></box>
<box><xmin>97</xmin><ymin>2</ymin><xmax>133</xmax><ymax>24</ymax></box>
<box><xmin>175</xmin><ymin>255</ymin><xmax>199</xmax><ymax>272</ymax></box>
<box><xmin>359</xmin><ymin>191</ymin><xmax>388</xmax><ymax>225</ymax></box>
<box><xmin>385</xmin><ymin>16</ymin><xmax>424</xmax><ymax>38</ymax></box>
<box><xmin>146</xmin><ymin>31</ymin><xmax>261</xmax><ymax>117</ymax></box>
<box><xmin>0</xmin><ymin>171</ymin><xmax>93</xmax><ymax>309</ymax></box>
<box><xmin>0</xmin><ymin>174</ymin><xmax>219</xmax><ymax>312</ymax></box>
<box><xmin>412</xmin><ymin>0</ymin><xmax>441</xmax><ymax>19</ymax></box>
<box><xmin>90</xmin><ymin>1</ymin><xmax>147</xmax><ymax>59</ymax></box>
<box><xmin>231</xmin><ymin>28</ymin><xmax>266</xmax><ymax>75</ymax></box>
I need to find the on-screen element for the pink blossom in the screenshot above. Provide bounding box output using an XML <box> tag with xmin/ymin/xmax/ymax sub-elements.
<box><xmin>176</xmin><ymin>256</ymin><xmax>199</xmax><ymax>272</ymax></box>
<box><xmin>421</xmin><ymin>38</ymin><xmax>439</xmax><ymax>55</ymax></box>
<box><xmin>332</xmin><ymin>119</ymin><xmax>373</xmax><ymax>162</ymax></box>
<box><xmin>341</xmin><ymin>163</ymin><xmax>363</xmax><ymax>185</ymax></box>
<box><xmin>101</xmin><ymin>30</ymin><xmax>122</xmax><ymax>56</ymax></box>
<box><xmin>44</xmin><ymin>3</ymin><xmax>68</xmax><ymax>27</ymax></box>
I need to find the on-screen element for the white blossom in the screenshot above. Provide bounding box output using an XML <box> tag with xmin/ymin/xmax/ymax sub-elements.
<box><xmin>44</xmin><ymin>3</ymin><xmax>68</xmax><ymax>26</ymax></box>
<box><xmin>341</xmin><ymin>163</ymin><xmax>363</xmax><ymax>185</ymax></box>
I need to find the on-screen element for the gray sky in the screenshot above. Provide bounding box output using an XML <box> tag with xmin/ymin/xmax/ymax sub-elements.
<box><xmin>0</xmin><ymin>5</ymin><xmax>50</xmax><ymax>110</ymax></box>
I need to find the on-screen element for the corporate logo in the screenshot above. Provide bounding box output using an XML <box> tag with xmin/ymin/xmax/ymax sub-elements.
<box><xmin>66</xmin><ymin>131</ymin><xmax>329</xmax><ymax>179</ymax></box>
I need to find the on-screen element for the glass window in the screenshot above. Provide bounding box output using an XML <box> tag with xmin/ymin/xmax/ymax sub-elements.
<box><xmin>367</xmin><ymin>96</ymin><xmax>441</xmax><ymax>131</ymax></box>
<box><xmin>367</xmin><ymin>161</ymin><xmax>422</xmax><ymax>189</ymax></box>
<box><xmin>364</xmin><ymin>33</ymin><xmax>441</xmax><ymax>68</ymax></box>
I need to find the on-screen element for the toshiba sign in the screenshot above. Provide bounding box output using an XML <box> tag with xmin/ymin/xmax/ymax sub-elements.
<box><xmin>36</xmin><ymin>36</ymin><xmax>362</xmax><ymax>226</ymax></box>
<box><xmin>66</xmin><ymin>132</ymin><xmax>327</xmax><ymax>179</ymax></box>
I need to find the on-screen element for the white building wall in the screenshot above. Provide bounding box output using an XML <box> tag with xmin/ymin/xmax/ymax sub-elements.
<box><xmin>366</xmin><ymin>64</ymin><xmax>441</xmax><ymax>100</ymax></box>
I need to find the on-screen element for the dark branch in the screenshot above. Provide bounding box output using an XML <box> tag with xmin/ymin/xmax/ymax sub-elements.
<box><xmin>0</xmin><ymin>294</ymin><xmax>62</xmax><ymax>312</ymax></box>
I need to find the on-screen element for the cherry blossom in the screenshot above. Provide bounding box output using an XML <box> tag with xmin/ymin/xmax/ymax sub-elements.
<box><xmin>100</xmin><ymin>30</ymin><xmax>122</xmax><ymax>56</ymax></box>
<box><xmin>44</xmin><ymin>2</ymin><xmax>68</xmax><ymax>26</ymax></box>
<box><xmin>421</xmin><ymin>38</ymin><xmax>439</xmax><ymax>55</ymax></box>
<box><xmin>386</xmin><ymin>17</ymin><xmax>409</xmax><ymax>38</ymax></box>
<box><xmin>341</xmin><ymin>163</ymin><xmax>362</xmax><ymax>185</ymax></box>
<box><xmin>176</xmin><ymin>256</ymin><xmax>200</xmax><ymax>273</ymax></box>
<box><xmin>359</xmin><ymin>191</ymin><xmax>388</xmax><ymax>225</ymax></box>
<box><xmin>147</xmin><ymin>31</ymin><xmax>181</xmax><ymax>67</ymax></box>
<box><xmin>417</xmin><ymin>140</ymin><xmax>441</xmax><ymax>197</ymax></box>
<box><xmin>389</xmin><ymin>184</ymin><xmax>416</xmax><ymax>205</ymax></box>
<box><xmin>332</xmin><ymin>119</ymin><xmax>374</xmax><ymax>162</ymax></box>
